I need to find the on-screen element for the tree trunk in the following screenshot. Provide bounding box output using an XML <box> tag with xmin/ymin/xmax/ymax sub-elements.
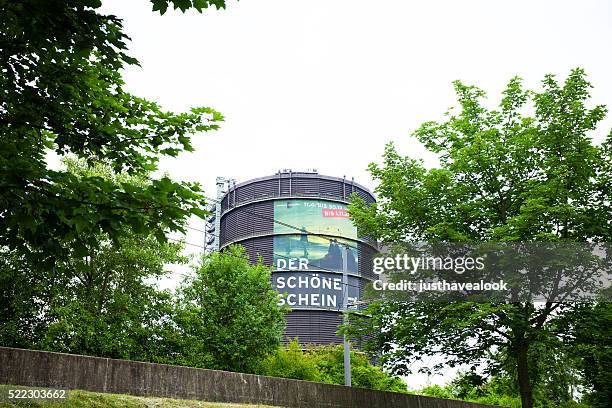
<box><xmin>517</xmin><ymin>339</ymin><xmax>534</xmax><ymax>408</ymax></box>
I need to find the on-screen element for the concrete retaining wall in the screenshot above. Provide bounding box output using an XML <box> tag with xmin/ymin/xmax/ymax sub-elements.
<box><xmin>0</xmin><ymin>347</ymin><xmax>500</xmax><ymax>407</ymax></box>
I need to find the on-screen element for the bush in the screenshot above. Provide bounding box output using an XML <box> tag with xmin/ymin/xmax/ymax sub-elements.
<box><xmin>258</xmin><ymin>340</ymin><xmax>408</xmax><ymax>393</ymax></box>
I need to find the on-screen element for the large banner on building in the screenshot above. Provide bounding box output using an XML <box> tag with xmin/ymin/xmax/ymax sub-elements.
<box><xmin>273</xmin><ymin>199</ymin><xmax>357</xmax><ymax>240</ymax></box>
<box><xmin>273</xmin><ymin>235</ymin><xmax>358</xmax><ymax>273</ymax></box>
<box><xmin>272</xmin><ymin>271</ymin><xmax>360</xmax><ymax>309</ymax></box>
<box><xmin>273</xmin><ymin>199</ymin><xmax>359</xmax><ymax>273</ymax></box>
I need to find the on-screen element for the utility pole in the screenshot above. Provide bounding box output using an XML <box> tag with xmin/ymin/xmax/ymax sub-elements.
<box><xmin>341</xmin><ymin>244</ymin><xmax>351</xmax><ymax>387</ymax></box>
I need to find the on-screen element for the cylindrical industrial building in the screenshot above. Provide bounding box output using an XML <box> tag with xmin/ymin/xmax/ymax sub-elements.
<box><xmin>215</xmin><ymin>170</ymin><xmax>377</xmax><ymax>345</ymax></box>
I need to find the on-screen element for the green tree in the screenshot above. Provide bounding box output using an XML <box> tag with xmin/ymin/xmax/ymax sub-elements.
<box><xmin>0</xmin><ymin>249</ymin><xmax>48</xmax><ymax>348</ymax></box>
<box><xmin>560</xmin><ymin>302</ymin><xmax>612</xmax><ymax>408</ymax></box>
<box><xmin>418</xmin><ymin>372</ymin><xmax>522</xmax><ymax>408</ymax></box>
<box><xmin>0</xmin><ymin>0</ymin><xmax>226</xmax><ymax>269</ymax></box>
<box><xmin>0</xmin><ymin>158</ymin><xmax>186</xmax><ymax>361</ymax></box>
<box><xmin>37</xmin><ymin>233</ymin><xmax>183</xmax><ymax>361</ymax></box>
<box><xmin>172</xmin><ymin>246</ymin><xmax>286</xmax><ymax>373</ymax></box>
<box><xmin>418</xmin><ymin>367</ymin><xmax>588</xmax><ymax>408</ymax></box>
<box><xmin>348</xmin><ymin>69</ymin><xmax>611</xmax><ymax>407</ymax></box>
<box><xmin>488</xmin><ymin>343</ymin><xmax>583</xmax><ymax>407</ymax></box>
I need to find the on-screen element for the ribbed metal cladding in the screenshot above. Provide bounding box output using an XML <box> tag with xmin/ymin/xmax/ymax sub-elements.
<box><xmin>220</xmin><ymin>201</ymin><xmax>274</xmax><ymax>245</ymax></box>
<box><xmin>219</xmin><ymin>172</ymin><xmax>376</xmax><ymax>346</ymax></box>
<box><xmin>284</xmin><ymin>311</ymin><xmax>369</xmax><ymax>347</ymax></box>
<box><xmin>284</xmin><ymin>310</ymin><xmax>344</xmax><ymax>345</ymax></box>
<box><xmin>220</xmin><ymin>173</ymin><xmax>375</xmax><ymax>214</ymax></box>
<box><xmin>359</xmin><ymin>244</ymin><xmax>379</xmax><ymax>281</ymax></box>
<box><xmin>239</xmin><ymin>236</ymin><xmax>274</xmax><ymax>267</ymax></box>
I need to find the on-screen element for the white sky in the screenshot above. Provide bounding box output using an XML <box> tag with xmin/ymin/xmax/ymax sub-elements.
<box><xmin>98</xmin><ymin>0</ymin><xmax>612</xmax><ymax>388</ymax></box>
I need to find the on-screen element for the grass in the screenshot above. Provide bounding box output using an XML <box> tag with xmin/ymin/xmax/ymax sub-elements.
<box><xmin>0</xmin><ymin>386</ymin><xmax>278</xmax><ymax>408</ymax></box>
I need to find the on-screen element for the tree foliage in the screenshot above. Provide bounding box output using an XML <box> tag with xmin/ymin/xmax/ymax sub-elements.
<box><xmin>151</xmin><ymin>0</ymin><xmax>231</xmax><ymax>14</ymax></box>
<box><xmin>559</xmin><ymin>302</ymin><xmax>612</xmax><ymax>407</ymax></box>
<box><xmin>418</xmin><ymin>372</ymin><xmax>522</xmax><ymax>408</ymax></box>
<box><xmin>0</xmin><ymin>159</ymin><xmax>186</xmax><ymax>360</ymax></box>
<box><xmin>258</xmin><ymin>339</ymin><xmax>408</xmax><ymax>393</ymax></box>
<box><xmin>348</xmin><ymin>69</ymin><xmax>611</xmax><ymax>408</ymax></box>
<box><xmin>0</xmin><ymin>0</ymin><xmax>224</xmax><ymax>267</ymax></box>
<box><xmin>1</xmin><ymin>0</ymin><xmax>286</xmax><ymax>378</ymax></box>
<box><xmin>418</xmin><ymin>363</ymin><xmax>591</xmax><ymax>408</ymax></box>
<box><xmin>172</xmin><ymin>246</ymin><xmax>287</xmax><ymax>373</ymax></box>
<box><xmin>1</xmin><ymin>160</ymin><xmax>286</xmax><ymax>375</ymax></box>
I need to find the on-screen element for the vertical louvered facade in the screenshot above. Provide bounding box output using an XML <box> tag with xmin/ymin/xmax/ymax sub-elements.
<box><xmin>219</xmin><ymin>171</ymin><xmax>377</xmax><ymax>345</ymax></box>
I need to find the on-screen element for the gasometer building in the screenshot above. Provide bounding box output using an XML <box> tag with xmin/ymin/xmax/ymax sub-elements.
<box><xmin>208</xmin><ymin>170</ymin><xmax>377</xmax><ymax>345</ymax></box>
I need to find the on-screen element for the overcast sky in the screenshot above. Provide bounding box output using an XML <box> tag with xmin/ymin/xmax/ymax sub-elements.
<box><xmin>99</xmin><ymin>0</ymin><xmax>611</xmax><ymax>387</ymax></box>
<box><xmin>100</xmin><ymin>0</ymin><xmax>612</xmax><ymax>193</ymax></box>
